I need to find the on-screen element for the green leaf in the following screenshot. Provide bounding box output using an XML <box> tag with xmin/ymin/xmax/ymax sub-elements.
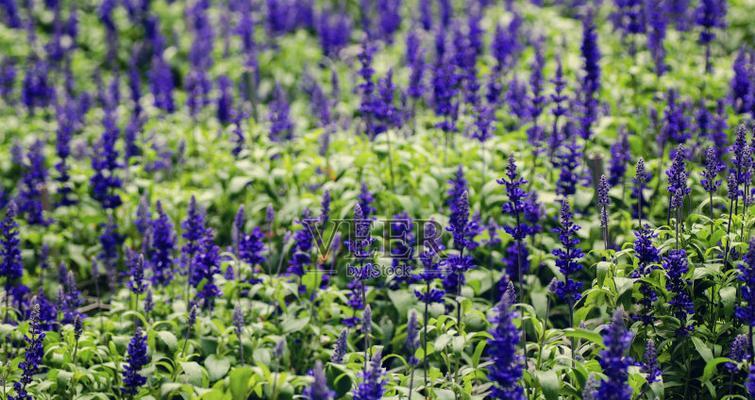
<box><xmin>229</xmin><ymin>366</ymin><xmax>254</xmax><ymax>400</ymax></box>
<box><xmin>204</xmin><ymin>355</ymin><xmax>231</xmax><ymax>382</ymax></box>
<box><xmin>180</xmin><ymin>361</ymin><xmax>207</xmax><ymax>386</ymax></box>
<box><xmin>691</xmin><ymin>337</ymin><xmax>714</xmax><ymax>362</ymax></box>
<box><xmin>536</xmin><ymin>370</ymin><xmax>561</xmax><ymax>400</ymax></box>
<box><xmin>157</xmin><ymin>331</ymin><xmax>177</xmax><ymax>351</ymax></box>
<box><xmin>701</xmin><ymin>357</ymin><xmax>733</xmax><ymax>383</ymax></box>
<box><xmin>563</xmin><ymin>328</ymin><xmax>604</xmax><ymax>347</ymax></box>
<box><xmin>280</xmin><ymin>314</ymin><xmax>310</xmax><ymax>333</ymax></box>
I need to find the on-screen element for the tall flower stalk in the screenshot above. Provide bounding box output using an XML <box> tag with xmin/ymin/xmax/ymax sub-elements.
<box><xmin>551</xmin><ymin>200</ymin><xmax>584</xmax><ymax>367</ymax></box>
<box><xmin>486</xmin><ymin>280</ymin><xmax>524</xmax><ymax>399</ymax></box>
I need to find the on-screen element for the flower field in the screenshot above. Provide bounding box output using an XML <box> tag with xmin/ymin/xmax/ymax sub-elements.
<box><xmin>1</xmin><ymin>0</ymin><xmax>755</xmax><ymax>399</ymax></box>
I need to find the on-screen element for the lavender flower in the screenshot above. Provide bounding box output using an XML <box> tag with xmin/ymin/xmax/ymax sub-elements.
<box><xmin>608</xmin><ymin>129</ymin><xmax>631</xmax><ymax>187</ymax></box>
<box><xmin>122</xmin><ymin>327</ymin><xmax>149</xmax><ymax>396</ymax></box>
<box><xmin>287</xmin><ymin>210</ymin><xmax>314</xmax><ymax>291</ymax></box>
<box><xmin>127</xmin><ymin>251</ymin><xmax>147</xmax><ymax>296</ymax></box>
<box><xmin>233</xmin><ymin>305</ymin><xmax>244</xmax><ymax>336</ymax></box>
<box><xmin>269</xmin><ymin>83</ymin><xmax>294</xmax><ymax>141</ymax></box>
<box><xmin>661</xmin><ymin>90</ymin><xmax>691</xmax><ymax>146</ymax></box>
<box><xmin>579</xmin><ymin>9</ymin><xmax>601</xmax><ymax>140</ymax></box>
<box><xmin>90</xmin><ymin>107</ymin><xmax>122</xmax><ymax>210</ymax></box>
<box><xmin>181</xmin><ymin>196</ymin><xmax>207</xmax><ymax>272</ymax></box>
<box><xmin>216</xmin><ymin>75</ymin><xmax>234</xmax><ymax>125</ymax></box>
<box><xmin>21</xmin><ymin>58</ymin><xmax>53</xmax><ymax>113</ymax></box>
<box><xmin>1</xmin><ymin>203</ymin><xmax>23</xmax><ymax>288</ymax></box>
<box><xmin>150</xmin><ymin>201</ymin><xmax>176</xmax><ymax>286</ymax></box>
<box><xmin>491</xmin><ymin>14</ymin><xmax>522</xmax><ymax>72</ymax></box>
<box><xmin>10</xmin><ymin>303</ymin><xmax>45</xmax><ymax>400</ymax></box>
<box><xmin>631</xmin><ymin>227</ymin><xmax>660</xmax><ymax>325</ymax></box>
<box><xmin>352</xmin><ymin>349</ymin><xmax>385</xmax><ymax>400</ymax></box>
<box><xmin>645</xmin><ymin>0</ymin><xmax>667</xmax><ymax>75</ymax></box>
<box><xmin>135</xmin><ymin>196</ymin><xmax>151</xmax><ymax>237</ymax></box>
<box><xmin>331</xmin><ymin>329</ymin><xmax>348</xmax><ymax>363</ymax></box>
<box><xmin>724</xmin><ymin>334</ymin><xmax>751</xmax><ymax>373</ymax></box>
<box><xmin>190</xmin><ymin>228</ymin><xmax>222</xmax><ymax>308</ymax></box>
<box><xmin>736</xmin><ymin>239</ymin><xmax>755</xmax><ymax>327</ymax></box>
<box><xmin>664</xmin><ymin>249</ymin><xmax>693</xmax><ymax>335</ymax></box>
<box><xmin>407</xmin><ymin>30</ymin><xmax>426</xmax><ymax>100</ymax></box>
<box><xmin>556</xmin><ymin>138</ymin><xmax>584</xmax><ymax>198</ymax></box>
<box><xmin>596</xmin><ymin>310</ymin><xmax>634</xmax><ymax>400</ymax></box>
<box><xmin>642</xmin><ymin>339</ymin><xmax>661</xmax><ymax>382</ymax></box>
<box><xmin>60</xmin><ymin>270</ymin><xmax>83</xmax><ymax>324</ymax></box>
<box><xmin>98</xmin><ymin>216</ymin><xmax>123</xmax><ymax>283</ymax></box>
<box><xmin>358</xmin><ymin>40</ymin><xmax>380</xmax><ymax>137</ymax></box>
<box><xmin>551</xmin><ymin>200</ymin><xmax>584</xmax><ymax>305</ymax></box>
<box><xmin>144</xmin><ymin>289</ymin><xmax>153</xmax><ymax>314</ymax></box>
<box><xmin>632</xmin><ymin>158</ymin><xmax>652</xmax><ymax>222</ymax></box>
<box><xmin>487</xmin><ymin>280</ymin><xmax>524</xmax><ymax>399</ymax></box>
<box><xmin>378</xmin><ymin>0</ymin><xmax>400</xmax><ymax>42</ymax></box>
<box><xmin>55</xmin><ymin>99</ymin><xmax>77</xmax><ymax>206</ymax></box>
<box><xmin>239</xmin><ymin>226</ymin><xmax>266</xmax><ymax>280</ymax></box>
<box><xmin>0</xmin><ymin>57</ymin><xmax>16</xmax><ymax>102</ymax></box>
<box><xmin>18</xmin><ymin>140</ymin><xmax>50</xmax><ymax>225</ymax></box>
<box><xmin>303</xmin><ymin>361</ymin><xmax>334</xmax><ymax>400</ymax></box>
<box><xmin>730</xmin><ymin>48</ymin><xmax>751</xmax><ymax>114</ymax></box>
<box><xmin>666</xmin><ymin>145</ymin><xmax>690</xmax><ymax>211</ymax></box>
<box><xmin>695</xmin><ymin>0</ymin><xmax>726</xmax><ymax>72</ymax></box>
<box><xmin>418</xmin><ymin>0</ymin><xmax>432</xmax><ymax>30</ymax></box>
<box><xmin>149</xmin><ymin>23</ymin><xmax>175</xmax><ymax>113</ymax></box>
<box><xmin>527</xmin><ymin>39</ymin><xmax>546</xmax><ymax>150</ymax></box>
<box><xmin>0</xmin><ymin>0</ymin><xmax>21</xmax><ymax>29</ymax></box>
<box><xmin>358</xmin><ymin>183</ymin><xmax>376</xmax><ymax>219</ymax></box>
<box><xmin>432</xmin><ymin>37</ymin><xmax>460</xmax><ymax>133</ymax></box>
<box><xmin>549</xmin><ymin>56</ymin><xmax>568</xmax><ymax>152</ymax></box>
<box><xmin>701</xmin><ymin>147</ymin><xmax>723</xmax><ymax>195</ymax></box>
<box><xmin>406</xmin><ymin>310</ymin><xmax>419</xmax><ymax>366</ymax></box>
<box><xmin>597</xmin><ymin>175</ymin><xmax>610</xmax><ymax>247</ymax></box>
<box><xmin>316</xmin><ymin>9</ymin><xmax>352</xmax><ymax>57</ymax></box>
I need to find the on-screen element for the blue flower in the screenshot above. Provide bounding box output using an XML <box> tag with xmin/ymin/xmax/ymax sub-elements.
<box><xmin>646</xmin><ymin>0</ymin><xmax>667</xmax><ymax>76</ymax></box>
<box><xmin>736</xmin><ymin>239</ymin><xmax>755</xmax><ymax>326</ymax></box>
<box><xmin>661</xmin><ymin>90</ymin><xmax>691</xmax><ymax>146</ymax></box>
<box><xmin>181</xmin><ymin>196</ymin><xmax>207</xmax><ymax>272</ymax></box>
<box><xmin>608</xmin><ymin>129</ymin><xmax>631</xmax><ymax>187</ymax></box>
<box><xmin>551</xmin><ymin>200</ymin><xmax>584</xmax><ymax>304</ymax></box>
<box><xmin>352</xmin><ymin>349</ymin><xmax>385</xmax><ymax>400</ymax></box>
<box><xmin>18</xmin><ymin>140</ymin><xmax>51</xmax><ymax>225</ymax></box>
<box><xmin>150</xmin><ymin>201</ymin><xmax>176</xmax><ymax>286</ymax></box>
<box><xmin>663</xmin><ymin>249</ymin><xmax>693</xmax><ymax>335</ymax></box>
<box><xmin>122</xmin><ymin>327</ymin><xmax>149</xmax><ymax>396</ymax></box>
<box><xmin>331</xmin><ymin>329</ymin><xmax>348</xmax><ymax>363</ymax></box>
<box><xmin>98</xmin><ymin>216</ymin><xmax>123</xmax><ymax>279</ymax></box>
<box><xmin>631</xmin><ymin>158</ymin><xmax>652</xmax><ymax>221</ymax></box>
<box><xmin>723</xmin><ymin>334</ymin><xmax>750</xmax><ymax>373</ymax></box>
<box><xmin>1</xmin><ymin>203</ymin><xmax>23</xmax><ymax>287</ymax></box>
<box><xmin>666</xmin><ymin>145</ymin><xmax>690</xmax><ymax>210</ymax></box>
<box><xmin>596</xmin><ymin>310</ymin><xmax>634</xmax><ymax>400</ymax></box>
<box><xmin>216</xmin><ymin>75</ymin><xmax>234</xmax><ymax>125</ymax></box>
<box><xmin>701</xmin><ymin>147</ymin><xmax>724</xmax><ymax>193</ymax></box>
<box><xmin>269</xmin><ymin>83</ymin><xmax>294</xmax><ymax>141</ymax></box>
<box><xmin>487</xmin><ymin>281</ymin><xmax>524</xmax><ymax>399</ymax></box>
<box><xmin>579</xmin><ymin>9</ymin><xmax>601</xmax><ymax>140</ymax></box>
<box><xmin>303</xmin><ymin>361</ymin><xmax>334</xmax><ymax>400</ymax></box>
<box><xmin>90</xmin><ymin>106</ymin><xmax>122</xmax><ymax>210</ymax></box>
<box><xmin>556</xmin><ymin>138</ymin><xmax>584</xmax><ymax>198</ymax></box>
<box><xmin>730</xmin><ymin>49</ymin><xmax>751</xmax><ymax>114</ymax></box>
<box><xmin>10</xmin><ymin>303</ymin><xmax>45</xmax><ymax>400</ymax></box>
<box><xmin>642</xmin><ymin>339</ymin><xmax>661</xmax><ymax>383</ymax></box>
<box><xmin>127</xmin><ymin>251</ymin><xmax>146</xmax><ymax>296</ymax></box>
<box><xmin>190</xmin><ymin>228</ymin><xmax>223</xmax><ymax>309</ymax></box>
